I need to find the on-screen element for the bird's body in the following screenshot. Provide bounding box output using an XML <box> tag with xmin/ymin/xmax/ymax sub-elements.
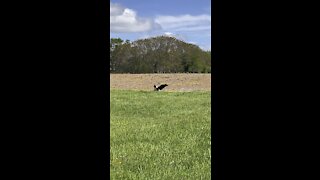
<box><xmin>154</xmin><ymin>84</ymin><xmax>168</xmax><ymax>91</ymax></box>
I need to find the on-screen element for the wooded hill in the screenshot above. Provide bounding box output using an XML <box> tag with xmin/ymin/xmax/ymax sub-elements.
<box><xmin>110</xmin><ymin>36</ymin><xmax>211</xmax><ymax>73</ymax></box>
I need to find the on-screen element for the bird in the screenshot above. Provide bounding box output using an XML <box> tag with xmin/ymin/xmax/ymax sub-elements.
<box><xmin>154</xmin><ymin>84</ymin><xmax>168</xmax><ymax>91</ymax></box>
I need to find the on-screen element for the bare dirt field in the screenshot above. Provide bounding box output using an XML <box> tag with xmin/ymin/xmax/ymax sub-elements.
<box><xmin>110</xmin><ymin>73</ymin><xmax>211</xmax><ymax>92</ymax></box>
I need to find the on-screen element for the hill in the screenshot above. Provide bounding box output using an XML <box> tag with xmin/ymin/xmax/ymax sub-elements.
<box><xmin>110</xmin><ymin>36</ymin><xmax>211</xmax><ymax>73</ymax></box>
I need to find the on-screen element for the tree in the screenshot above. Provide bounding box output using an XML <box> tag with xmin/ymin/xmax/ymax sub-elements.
<box><xmin>110</xmin><ymin>38</ymin><xmax>123</xmax><ymax>72</ymax></box>
<box><xmin>109</xmin><ymin>36</ymin><xmax>211</xmax><ymax>73</ymax></box>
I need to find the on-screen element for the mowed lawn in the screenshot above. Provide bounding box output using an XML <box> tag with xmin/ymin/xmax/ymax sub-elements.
<box><xmin>110</xmin><ymin>90</ymin><xmax>211</xmax><ymax>179</ymax></box>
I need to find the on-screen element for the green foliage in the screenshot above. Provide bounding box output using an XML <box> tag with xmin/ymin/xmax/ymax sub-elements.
<box><xmin>110</xmin><ymin>90</ymin><xmax>211</xmax><ymax>179</ymax></box>
<box><xmin>110</xmin><ymin>36</ymin><xmax>211</xmax><ymax>73</ymax></box>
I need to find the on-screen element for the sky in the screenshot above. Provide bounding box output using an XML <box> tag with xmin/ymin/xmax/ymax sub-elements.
<box><xmin>110</xmin><ymin>0</ymin><xmax>211</xmax><ymax>51</ymax></box>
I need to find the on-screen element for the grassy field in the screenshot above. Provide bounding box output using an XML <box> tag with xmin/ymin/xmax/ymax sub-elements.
<box><xmin>110</xmin><ymin>90</ymin><xmax>211</xmax><ymax>179</ymax></box>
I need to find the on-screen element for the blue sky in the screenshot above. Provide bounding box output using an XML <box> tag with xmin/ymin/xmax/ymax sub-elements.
<box><xmin>110</xmin><ymin>0</ymin><xmax>211</xmax><ymax>51</ymax></box>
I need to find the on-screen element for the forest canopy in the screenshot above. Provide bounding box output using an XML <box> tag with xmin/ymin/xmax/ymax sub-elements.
<box><xmin>110</xmin><ymin>36</ymin><xmax>211</xmax><ymax>73</ymax></box>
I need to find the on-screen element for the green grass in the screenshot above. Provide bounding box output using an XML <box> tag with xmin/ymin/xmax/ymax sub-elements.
<box><xmin>110</xmin><ymin>90</ymin><xmax>211</xmax><ymax>179</ymax></box>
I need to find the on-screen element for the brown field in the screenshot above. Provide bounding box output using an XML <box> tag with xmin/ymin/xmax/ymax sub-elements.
<box><xmin>110</xmin><ymin>73</ymin><xmax>211</xmax><ymax>92</ymax></box>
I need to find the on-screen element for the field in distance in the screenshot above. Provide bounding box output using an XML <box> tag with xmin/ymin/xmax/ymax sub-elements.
<box><xmin>110</xmin><ymin>73</ymin><xmax>211</xmax><ymax>92</ymax></box>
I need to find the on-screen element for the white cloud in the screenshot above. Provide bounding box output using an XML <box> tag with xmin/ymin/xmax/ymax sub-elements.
<box><xmin>110</xmin><ymin>2</ymin><xmax>161</xmax><ymax>33</ymax></box>
<box><xmin>188</xmin><ymin>41</ymin><xmax>197</xmax><ymax>45</ymax></box>
<box><xmin>156</xmin><ymin>14</ymin><xmax>211</xmax><ymax>51</ymax></box>
<box><xmin>163</xmin><ymin>32</ymin><xmax>187</xmax><ymax>41</ymax></box>
<box><xmin>174</xmin><ymin>25</ymin><xmax>211</xmax><ymax>32</ymax></box>
<box><xmin>164</xmin><ymin>32</ymin><xmax>174</xmax><ymax>37</ymax></box>
<box><xmin>200</xmin><ymin>45</ymin><xmax>211</xmax><ymax>51</ymax></box>
<box><xmin>155</xmin><ymin>14</ymin><xmax>211</xmax><ymax>32</ymax></box>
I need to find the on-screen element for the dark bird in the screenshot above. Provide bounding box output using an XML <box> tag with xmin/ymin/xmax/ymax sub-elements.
<box><xmin>154</xmin><ymin>84</ymin><xmax>168</xmax><ymax>91</ymax></box>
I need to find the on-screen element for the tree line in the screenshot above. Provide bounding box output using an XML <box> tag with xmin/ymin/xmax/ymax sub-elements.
<box><xmin>110</xmin><ymin>36</ymin><xmax>211</xmax><ymax>73</ymax></box>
